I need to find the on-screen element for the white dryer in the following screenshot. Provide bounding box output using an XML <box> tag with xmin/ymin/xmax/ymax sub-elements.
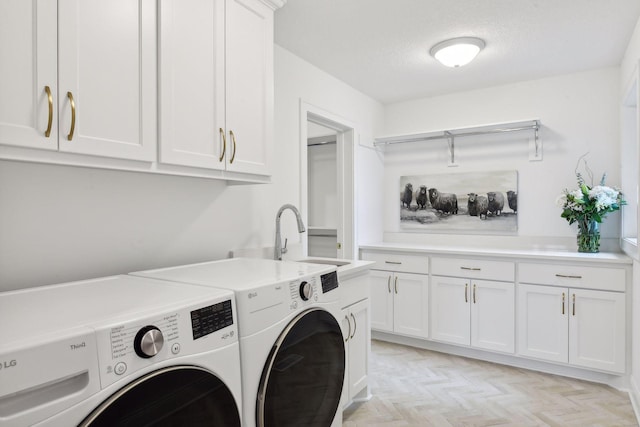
<box><xmin>132</xmin><ymin>258</ymin><xmax>346</xmax><ymax>427</ymax></box>
<box><xmin>0</xmin><ymin>275</ymin><xmax>242</xmax><ymax>427</ymax></box>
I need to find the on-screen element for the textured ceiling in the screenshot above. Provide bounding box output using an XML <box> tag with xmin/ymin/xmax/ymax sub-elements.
<box><xmin>275</xmin><ymin>0</ymin><xmax>640</xmax><ymax>104</ymax></box>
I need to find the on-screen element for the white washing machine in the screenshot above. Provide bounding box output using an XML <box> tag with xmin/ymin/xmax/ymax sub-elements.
<box><xmin>0</xmin><ymin>275</ymin><xmax>242</xmax><ymax>427</ymax></box>
<box><xmin>132</xmin><ymin>258</ymin><xmax>346</xmax><ymax>427</ymax></box>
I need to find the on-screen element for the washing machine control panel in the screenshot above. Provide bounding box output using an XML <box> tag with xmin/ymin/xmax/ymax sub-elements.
<box><xmin>289</xmin><ymin>276</ymin><xmax>320</xmax><ymax>307</ymax></box>
<box><xmin>95</xmin><ymin>297</ymin><xmax>237</xmax><ymax>389</ymax></box>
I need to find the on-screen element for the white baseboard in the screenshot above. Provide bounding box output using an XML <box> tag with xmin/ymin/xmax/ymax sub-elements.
<box><xmin>629</xmin><ymin>376</ymin><xmax>640</xmax><ymax>424</ymax></box>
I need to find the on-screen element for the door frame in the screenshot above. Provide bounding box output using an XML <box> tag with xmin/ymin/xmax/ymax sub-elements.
<box><xmin>299</xmin><ymin>100</ymin><xmax>357</xmax><ymax>259</ymax></box>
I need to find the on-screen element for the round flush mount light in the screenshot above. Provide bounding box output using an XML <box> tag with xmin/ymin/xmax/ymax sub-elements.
<box><xmin>430</xmin><ymin>37</ymin><xmax>485</xmax><ymax>68</ymax></box>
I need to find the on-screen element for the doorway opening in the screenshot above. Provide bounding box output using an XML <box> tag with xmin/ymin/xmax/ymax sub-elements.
<box><xmin>300</xmin><ymin>102</ymin><xmax>356</xmax><ymax>260</ymax></box>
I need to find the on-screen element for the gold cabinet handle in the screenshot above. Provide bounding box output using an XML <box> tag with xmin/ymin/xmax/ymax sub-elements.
<box><xmin>229</xmin><ymin>130</ymin><xmax>237</xmax><ymax>164</ymax></box>
<box><xmin>350</xmin><ymin>313</ymin><xmax>357</xmax><ymax>339</ymax></box>
<box><xmin>66</xmin><ymin>91</ymin><xmax>76</xmax><ymax>141</ymax></box>
<box><xmin>387</xmin><ymin>276</ymin><xmax>391</xmax><ymax>293</ymax></box>
<box><xmin>461</xmin><ymin>266</ymin><xmax>481</xmax><ymax>271</ymax></box>
<box><xmin>44</xmin><ymin>86</ymin><xmax>53</xmax><ymax>137</ymax></box>
<box><xmin>465</xmin><ymin>283</ymin><xmax>468</xmax><ymax>303</ymax></box>
<box><xmin>344</xmin><ymin>314</ymin><xmax>351</xmax><ymax>342</ymax></box>
<box><xmin>219</xmin><ymin>128</ymin><xmax>226</xmax><ymax>162</ymax></box>
<box><xmin>473</xmin><ymin>284</ymin><xmax>477</xmax><ymax>304</ymax></box>
<box><xmin>572</xmin><ymin>293</ymin><xmax>576</xmax><ymax>316</ymax></box>
<box><xmin>394</xmin><ymin>276</ymin><xmax>398</xmax><ymax>294</ymax></box>
<box><xmin>385</xmin><ymin>261</ymin><xmax>402</xmax><ymax>265</ymax></box>
<box><xmin>562</xmin><ymin>292</ymin><xmax>565</xmax><ymax>315</ymax></box>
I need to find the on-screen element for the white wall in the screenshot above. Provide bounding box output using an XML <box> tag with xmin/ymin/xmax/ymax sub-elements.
<box><xmin>274</xmin><ymin>45</ymin><xmax>385</xmax><ymax>254</ymax></box>
<box><xmin>381</xmin><ymin>67</ymin><xmax>621</xmax><ymax>246</ymax></box>
<box><xmin>0</xmin><ymin>45</ymin><xmax>384</xmax><ymax>292</ymax></box>
<box><xmin>620</xmin><ymin>15</ymin><xmax>640</xmax><ymax>414</ymax></box>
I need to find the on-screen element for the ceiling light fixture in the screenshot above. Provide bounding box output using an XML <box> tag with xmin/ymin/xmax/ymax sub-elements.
<box><xmin>430</xmin><ymin>37</ymin><xmax>485</xmax><ymax>68</ymax></box>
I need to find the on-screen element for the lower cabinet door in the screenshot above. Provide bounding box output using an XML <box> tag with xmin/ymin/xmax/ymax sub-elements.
<box><xmin>393</xmin><ymin>272</ymin><xmax>429</xmax><ymax>338</ymax></box>
<box><xmin>517</xmin><ymin>284</ymin><xmax>568</xmax><ymax>363</ymax></box>
<box><xmin>430</xmin><ymin>276</ymin><xmax>470</xmax><ymax>345</ymax></box>
<box><xmin>347</xmin><ymin>299</ymin><xmax>369</xmax><ymax>402</ymax></box>
<box><xmin>569</xmin><ymin>288</ymin><xmax>625</xmax><ymax>373</ymax></box>
<box><xmin>369</xmin><ymin>270</ymin><xmax>393</xmax><ymax>332</ymax></box>
<box><xmin>471</xmin><ymin>280</ymin><xmax>515</xmax><ymax>353</ymax></box>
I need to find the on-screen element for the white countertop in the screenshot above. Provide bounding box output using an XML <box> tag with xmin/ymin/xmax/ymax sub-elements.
<box><xmin>293</xmin><ymin>257</ymin><xmax>375</xmax><ymax>280</ymax></box>
<box><xmin>359</xmin><ymin>242</ymin><xmax>632</xmax><ymax>265</ymax></box>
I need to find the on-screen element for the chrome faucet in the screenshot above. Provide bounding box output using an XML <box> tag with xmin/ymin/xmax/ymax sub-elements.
<box><xmin>274</xmin><ymin>204</ymin><xmax>306</xmax><ymax>260</ymax></box>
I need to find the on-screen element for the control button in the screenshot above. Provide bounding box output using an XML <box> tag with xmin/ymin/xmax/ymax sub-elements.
<box><xmin>114</xmin><ymin>362</ymin><xmax>127</xmax><ymax>375</ymax></box>
<box><xmin>171</xmin><ymin>343</ymin><xmax>181</xmax><ymax>355</ymax></box>
<box><xmin>299</xmin><ymin>281</ymin><xmax>313</xmax><ymax>301</ymax></box>
<box><xmin>134</xmin><ymin>326</ymin><xmax>164</xmax><ymax>359</ymax></box>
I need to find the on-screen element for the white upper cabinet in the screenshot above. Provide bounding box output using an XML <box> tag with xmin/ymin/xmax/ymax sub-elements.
<box><xmin>159</xmin><ymin>0</ymin><xmax>274</xmax><ymax>176</ymax></box>
<box><xmin>225</xmin><ymin>0</ymin><xmax>273</xmax><ymax>175</ymax></box>
<box><xmin>159</xmin><ymin>0</ymin><xmax>226</xmax><ymax>170</ymax></box>
<box><xmin>0</xmin><ymin>0</ymin><xmax>57</xmax><ymax>150</ymax></box>
<box><xmin>1</xmin><ymin>0</ymin><xmax>157</xmax><ymax>161</ymax></box>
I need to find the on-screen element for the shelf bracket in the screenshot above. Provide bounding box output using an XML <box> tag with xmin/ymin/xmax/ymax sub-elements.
<box><xmin>529</xmin><ymin>121</ymin><xmax>542</xmax><ymax>161</ymax></box>
<box><xmin>445</xmin><ymin>131</ymin><xmax>458</xmax><ymax>167</ymax></box>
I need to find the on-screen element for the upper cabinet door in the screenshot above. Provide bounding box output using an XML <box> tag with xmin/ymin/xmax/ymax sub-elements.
<box><xmin>57</xmin><ymin>0</ymin><xmax>157</xmax><ymax>161</ymax></box>
<box><xmin>225</xmin><ymin>0</ymin><xmax>273</xmax><ymax>175</ymax></box>
<box><xmin>158</xmin><ymin>0</ymin><xmax>226</xmax><ymax>170</ymax></box>
<box><xmin>0</xmin><ymin>0</ymin><xmax>57</xmax><ymax>150</ymax></box>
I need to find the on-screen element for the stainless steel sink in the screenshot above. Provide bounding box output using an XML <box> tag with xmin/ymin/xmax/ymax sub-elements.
<box><xmin>296</xmin><ymin>258</ymin><xmax>351</xmax><ymax>267</ymax></box>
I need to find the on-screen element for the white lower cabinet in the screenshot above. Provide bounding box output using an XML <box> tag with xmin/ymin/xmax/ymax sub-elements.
<box><xmin>431</xmin><ymin>276</ymin><xmax>515</xmax><ymax>353</ymax></box>
<box><xmin>361</xmin><ymin>248</ymin><xmax>630</xmax><ymax>379</ymax></box>
<box><xmin>518</xmin><ymin>284</ymin><xmax>625</xmax><ymax>373</ymax></box>
<box><xmin>342</xmin><ymin>298</ymin><xmax>369</xmax><ymax>406</ymax></box>
<box><xmin>369</xmin><ymin>270</ymin><xmax>428</xmax><ymax>338</ymax></box>
<box><xmin>340</xmin><ymin>273</ymin><xmax>371</xmax><ymax>410</ymax></box>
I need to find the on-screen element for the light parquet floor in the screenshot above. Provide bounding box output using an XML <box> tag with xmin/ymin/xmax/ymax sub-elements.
<box><xmin>343</xmin><ymin>340</ymin><xmax>638</xmax><ymax>427</ymax></box>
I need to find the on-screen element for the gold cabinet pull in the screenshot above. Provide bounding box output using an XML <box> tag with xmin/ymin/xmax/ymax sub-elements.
<box><xmin>473</xmin><ymin>284</ymin><xmax>477</xmax><ymax>303</ymax></box>
<box><xmin>461</xmin><ymin>266</ymin><xmax>481</xmax><ymax>271</ymax></box>
<box><xmin>350</xmin><ymin>313</ymin><xmax>357</xmax><ymax>339</ymax></box>
<box><xmin>66</xmin><ymin>91</ymin><xmax>76</xmax><ymax>141</ymax></box>
<box><xmin>344</xmin><ymin>314</ymin><xmax>351</xmax><ymax>342</ymax></box>
<box><xmin>385</xmin><ymin>261</ymin><xmax>402</xmax><ymax>265</ymax></box>
<box><xmin>218</xmin><ymin>128</ymin><xmax>226</xmax><ymax>162</ymax></box>
<box><xmin>572</xmin><ymin>293</ymin><xmax>576</xmax><ymax>316</ymax></box>
<box><xmin>229</xmin><ymin>130</ymin><xmax>237</xmax><ymax>164</ymax></box>
<box><xmin>44</xmin><ymin>86</ymin><xmax>53</xmax><ymax>137</ymax></box>
<box><xmin>387</xmin><ymin>276</ymin><xmax>391</xmax><ymax>293</ymax></box>
<box><xmin>562</xmin><ymin>292</ymin><xmax>565</xmax><ymax>315</ymax></box>
<box><xmin>465</xmin><ymin>283</ymin><xmax>468</xmax><ymax>303</ymax></box>
<box><xmin>394</xmin><ymin>276</ymin><xmax>398</xmax><ymax>294</ymax></box>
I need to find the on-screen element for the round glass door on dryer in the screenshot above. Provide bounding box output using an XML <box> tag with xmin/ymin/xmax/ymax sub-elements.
<box><xmin>256</xmin><ymin>308</ymin><xmax>345</xmax><ymax>427</ymax></box>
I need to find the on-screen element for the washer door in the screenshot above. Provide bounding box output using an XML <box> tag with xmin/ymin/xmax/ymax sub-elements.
<box><xmin>80</xmin><ymin>366</ymin><xmax>240</xmax><ymax>427</ymax></box>
<box><xmin>257</xmin><ymin>308</ymin><xmax>345</xmax><ymax>427</ymax></box>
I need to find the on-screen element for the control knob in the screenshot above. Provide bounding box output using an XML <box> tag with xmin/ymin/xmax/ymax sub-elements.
<box><xmin>134</xmin><ymin>325</ymin><xmax>164</xmax><ymax>358</ymax></box>
<box><xmin>299</xmin><ymin>281</ymin><xmax>313</xmax><ymax>301</ymax></box>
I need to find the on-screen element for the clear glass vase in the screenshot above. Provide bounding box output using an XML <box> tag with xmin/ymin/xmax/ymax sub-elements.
<box><xmin>577</xmin><ymin>220</ymin><xmax>600</xmax><ymax>253</ymax></box>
